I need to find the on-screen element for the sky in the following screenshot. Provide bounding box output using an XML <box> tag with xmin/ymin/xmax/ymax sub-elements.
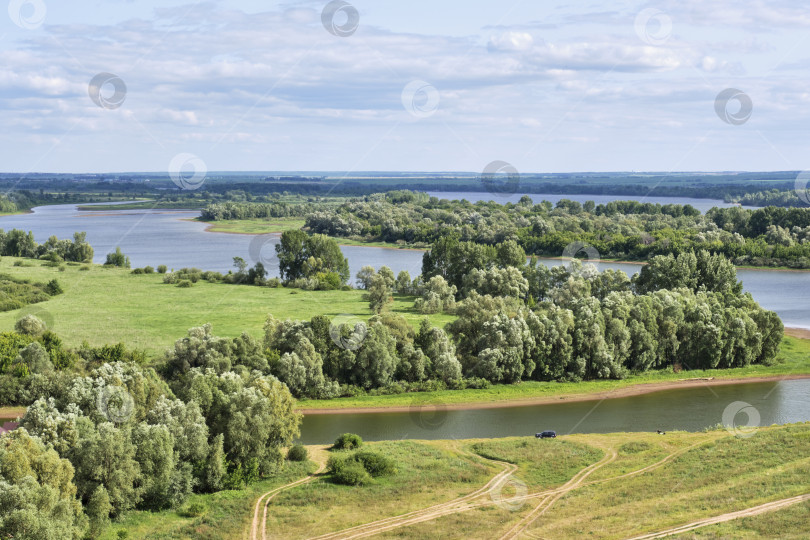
<box><xmin>1</xmin><ymin>0</ymin><xmax>810</xmax><ymax>174</ymax></box>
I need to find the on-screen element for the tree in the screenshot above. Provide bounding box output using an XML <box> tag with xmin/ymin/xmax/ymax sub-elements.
<box><xmin>104</xmin><ymin>247</ymin><xmax>130</xmax><ymax>268</ymax></box>
<box><xmin>0</xmin><ymin>428</ymin><xmax>86</xmax><ymax>540</ymax></box>
<box><xmin>353</xmin><ymin>323</ymin><xmax>398</xmax><ymax>389</ymax></box>
<box><xmin>86</xmin><ymin>485</ymin><xmax>112</xmax><ymax>538</ymax></box>
<box><xmin>356</xmin><ymin>266</ymin><xmax>376</xmax><ymax>289</ymax></box>
<box><xmin>12</xmin><ymin>342</ymin><xmax>53</xmax><ymax>377</ymax></box>
<box><xmin>276</xmin><ymin>231</ymin><xmax>349</xmax><ymax>284</ymax></box>
<box><xmin>71</xmin><ymin>422</ymin><xmax>143</xmax><ymax>516</ymax></box>
<box><xmin>461</xmin><ymin>266</ymin><xmax>529</xmax><ymax>299</ymax></box>
<box><xmin>395</xmin><ymin>271</ymin><xmax>412</xmax><ymax>294</ymax></box>
<box><xmin>368</xmin><ymin>273</ymin><xmax>394</xmax><ymax>314</ymax></box>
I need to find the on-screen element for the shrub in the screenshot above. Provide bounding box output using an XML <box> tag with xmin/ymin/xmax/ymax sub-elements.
<box><xmin>177</xmin><ymin>280</ymin><xmax>193</xmax><ymax>288</ymax></box>
<box><xmin>14</xmin><ymin>315</ymin><xmax>47</xmax><ymax>337</ymax></box>
<box><xmin>333</xmin><ymin>433</ymin><xmax>363</xmax><ymax>450</ymax></box>
<box><xmin>287</xmin><ymin>444</ymin><xmax>309</xmax><ymax>462</ymax></box>
<box><xmin>79</xmin><ymin>266</ymin><xmax>91</xmax><ymax>271</ymax></box>
<box><xmin>131</xmin><ymin>268</ymin><xmax>145</xmax><ymax>275</ymax></box>
<box><xmin>329</xmin><ymin>457</ymin><xmax>371</xmax><ymax>486</ymax></box>
<box><xmin>178</xmin><ymin>502</ymin><xmax>206</xmax><ymax>517</ymax></box>
<box><xmin>143</xmin><ymin>266</ymin><xmax>155</xmax><ymax>274</ymax></box>
<box><xmin>353</xmin><ymin>451</ymin><xmax>396</xmax><ymax>477</ymax></box>
<box><xmin>157</xmin><ymin>265</ymin><xmax>168</xmax><ymax>274</ymax></box>
<box><xmin>44</xmin><ymin>280</ymin><xmax>63</xmax><ymax>296</ymax></box>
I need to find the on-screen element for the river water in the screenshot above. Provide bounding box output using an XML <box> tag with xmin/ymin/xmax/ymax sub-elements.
<box><xmin>298</xmin><ymin>378</ymin><xmax>810</xmax><ymax>443</ymax></box>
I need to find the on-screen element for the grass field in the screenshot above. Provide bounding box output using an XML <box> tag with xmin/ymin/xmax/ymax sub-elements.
<box><xmin>0</xmin><ymin>257</ymin><xmax>454</xmax><ymax>357</ymax></box>
<box><xmin>99</xmin><ymin>423</ymin><xmax>810</xmax><ymax>539</ymax></box>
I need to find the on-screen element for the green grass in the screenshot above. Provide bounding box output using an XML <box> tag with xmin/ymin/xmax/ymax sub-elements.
<box><xmin>534</xmin><ymin>425</ymin><xmax>810</xmax><ymax>539</ymax></box>
<box><xmin>670</xmin><ymin>500</ymin><xmax>810</xmax><ymax>538</ymax></box>
<box><xmin>199</xmin><ymin>217</ymin><xmax>306</xmax><ymax>235</ymax></box>
<box><xmin>98</xmin><ymin>461</ymin><xmax>315</xmax><ymax>540</ymax></box>
<box><xmin>0</xmin><ymin>257</ymin><xmax>453</xmax><ymax>358</ymax></box>
<box><xmin>468</xmin><ymin>438</ymin><xmax>604</xmax><ymax>488</ymax></box>
<box><xmin>265</xmin><ymin>440</ymin><xmax>497</xmax><ymax>539</ymax></box>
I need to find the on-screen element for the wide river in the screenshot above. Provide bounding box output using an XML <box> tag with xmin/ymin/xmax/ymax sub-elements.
<box><xmin>299</xmin><ymin>379</ymin><xmax>810</xmax><ymax>443</ymax></box>
<box><xmin>1</xmin><ymin>200</ymin><xmax>808</xmax><ymax>442</ymax></box>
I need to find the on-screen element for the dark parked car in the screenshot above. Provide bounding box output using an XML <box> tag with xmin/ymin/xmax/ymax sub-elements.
<box><xmin>535</xmin><ymin>431</ymin><xmax>556</xmax><ymax>439</ymax></box>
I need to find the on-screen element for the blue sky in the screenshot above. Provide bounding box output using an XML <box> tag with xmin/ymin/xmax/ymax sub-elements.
<box><xmin>2</xmin><ymin>0</ymin><xmax>810</xmax><ymax>174</ymax></box>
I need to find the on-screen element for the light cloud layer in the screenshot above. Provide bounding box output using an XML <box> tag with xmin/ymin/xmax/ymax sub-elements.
<box><xmin>1</xmin><ymin>0</ymin><xmax>809</xmax><ymax>173</ymax></box>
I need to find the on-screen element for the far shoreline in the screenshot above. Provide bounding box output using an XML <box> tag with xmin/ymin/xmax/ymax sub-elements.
<box><xmin>297</xmin><ymin>373</ymin><xmax>810</xmax><ymax>416</ymax></box>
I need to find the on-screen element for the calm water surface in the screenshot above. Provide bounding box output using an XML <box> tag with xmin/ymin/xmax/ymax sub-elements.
<box><xmin>298</xmin><ymin>379</ymin><xmax>810</xmax><ymax>443</ymax></box>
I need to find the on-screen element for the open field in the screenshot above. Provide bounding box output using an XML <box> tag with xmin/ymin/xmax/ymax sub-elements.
<box><xmin>0</xmin><ymin>257</ymin><xmax>454</xmax><ymax>357</ymax></box>
<box><xmin>98</xmin><ymin>423</ymin><xmax>810</xmax><ymax>539</ymax></box>
<box><xmin>0</xmin><ymin>256</ymin><xmax>808</xmax><ymax>411</ymax></box>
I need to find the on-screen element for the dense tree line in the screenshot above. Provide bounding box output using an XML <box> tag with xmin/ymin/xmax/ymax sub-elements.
<box><xmin>0</xmin><ymin>230</ymin><xmax>93</xmax><ymax>263</ymax></box>
<box><xmin>294</xmin><ymin>192</ymin><xmax>810</xmax><ymax>268</ymax></box>
<box><xmin>729</xmin><ymin>188</ymin><xmax>810</xmax><ymax>208</ymax></box>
